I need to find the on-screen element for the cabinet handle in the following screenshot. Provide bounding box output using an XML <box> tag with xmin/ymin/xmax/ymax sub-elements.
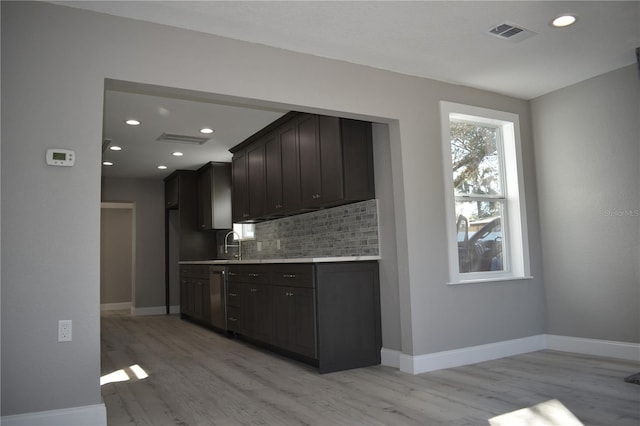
<box><xmin>248</xmin><ymin>273</ymin><xmax>260</xmax><ymax>277</ymax></box>
<box><xmin>228</xmin><ymin>293</ymin><xmax>238</xmax><ymax>297</ymax></box>
<box><xmin>228</xmin><ymin>272</ymin><xmax>237</xmax><ymax>276</ymax></box>
<box><xmin>228</xmin><ymin>317</ymin><xmax>237</xmax><ymax>322</ymax></box>
<box><xmin>283</xmin><ymin>274</ymin><xmax>296</xmax><ymax>278</ymax></box>
<box><xmin>250</xmin><ymin>288</ymin><xmax>257</xmax><ymax>292</ymax></box>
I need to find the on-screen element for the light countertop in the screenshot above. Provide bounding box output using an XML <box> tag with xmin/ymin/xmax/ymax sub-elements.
<box><xmin>179</xmin><ymin>255</ymin><xmax>380</xmax><ymax>265</ymax></box>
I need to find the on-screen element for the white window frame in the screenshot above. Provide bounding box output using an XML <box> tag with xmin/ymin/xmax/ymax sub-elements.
<box><xmin>440</xmin><ymin>101</ymin><xmax>531</xmax><ymax>284</ymax></box>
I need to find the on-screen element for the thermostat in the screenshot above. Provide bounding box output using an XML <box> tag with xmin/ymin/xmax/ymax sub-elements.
<box><xmin>46</xmin><ymin>149</ymin><xmax>75</xmax><ymax>166</ymax></box>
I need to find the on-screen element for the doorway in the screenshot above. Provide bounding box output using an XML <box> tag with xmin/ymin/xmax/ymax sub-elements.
<box><xmin>100</xmin><ymin>202</ymin><xmax>136</xmax><ymax>313</ymax></box>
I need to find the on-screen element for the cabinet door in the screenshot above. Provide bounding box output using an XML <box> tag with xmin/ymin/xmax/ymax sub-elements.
<box><xmin>340</xmin><ymin>119</ymin><xmax>375</xmax><ymax>202</ymax></box>
<box><xmin>280</xmin><ymin>123</ymin><xmax>301</xmax><ymax>212</ymax></box>
<box><xmin>165</xmin><ymin>174</ymin><xmax>179</xmax><ymax>209</ymax></box>
<box><xmin>247</xmin><ymin>142</ymin><xmax>266</xmax><ymax>219</ymax></box>
<box><xmin>271</xmin><ymin>286</ymin><xmax>316</xmax><ymax>358</ymax></box>
<box><xmin>318</xmin><ymin>115</ymin><xmax>344</xmax><ymax>204</ymax></box>
<box><xmin>298</xmin><ymin>114</ymin><xmax>322</xmax><ymax>208</ymax></box>
<box><xmin>199</xmin><ymin>280</ymin><xmax>212</xmax><ymax>323</ymax></box>
<box><xmin>240</xmin><ymin>283</ymin><xmax>271</xmax><ymax>343</ymax></box>
<box><xmin>264</xmin><ymin>132</ymin><xmax>283</xmax><ymax>214</ymax></box>
<box><xmin>271</xmin><ymin>286</ymin><xmax>290</xmax><ymax>350</ymax></box>
<box><xmin>180</xmin><ymin>278</ymin><xmax>189</xmax><ymax>315</ymax></box>
<box><xmin>197</xmin><ymin>165</ymin><xmax>213</xmax><ymax>230</ymax></box>
<box><xmin>232</xmin><ymin>153</ymin><xmax>249</xmax><ymax>222</ymax></box>
<box><xmin>187</xmin><ymin>279</ymin><xmax>196</xmax><ymax>316</ymax></box>
<box><xmin>288</xmin><ymin>287</ymin><xmax>317</xmax><ymax>359</ymax></box>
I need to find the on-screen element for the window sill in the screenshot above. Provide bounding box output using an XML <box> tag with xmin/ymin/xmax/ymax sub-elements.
<box><xmin>447</xmin><ymin>275</ymin><xmax>534</xmax><ymax>285</ymax></box>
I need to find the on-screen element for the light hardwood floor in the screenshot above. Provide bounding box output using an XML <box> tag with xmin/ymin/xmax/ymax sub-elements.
<box><xmin>101</xmin><ymin>311</ymin><xmax>639</xmax><ymax>425</ymax></box>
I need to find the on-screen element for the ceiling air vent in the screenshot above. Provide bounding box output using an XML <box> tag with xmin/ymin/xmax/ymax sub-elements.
<box><xmin>487</xmin><ymin>22</ymin><xmax>536</xmax><ymax>42</ymax></box>
<box><xmin>156</xmin><ymin>133</ymin><xmax>211</xmax><ymax>145</ymax></box>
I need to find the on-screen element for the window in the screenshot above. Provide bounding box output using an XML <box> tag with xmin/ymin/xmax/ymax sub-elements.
<box><xmin>440</xmin><ymin>102</ymin><xmax>530</xmax><ymax>283</ymax></box>
<box><xmin>232</xmin><ymin>223</ymin><xmax>255</xmax><ymax>240</ymax></box>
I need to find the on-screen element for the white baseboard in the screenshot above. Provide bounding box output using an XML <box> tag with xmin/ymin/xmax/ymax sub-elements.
<box><xmin>1</xmin><ymin>403</ymin><xmax>106</xmax><ymax>426</ymax></box>
<box><xmin>100</xmin><ymin>302</ymin><xmax>131</xmax><ymax>311</ymax></box>
<box><xmin>132</xmin><ymin>305</ymin><xmax>180</xmax><ymax>316</ymax></box>
<box><xmin>546</xmin><ymin>334</ymin><xmax>640</xmax><ymax>361</ymax></box>
<box><xmin>400</xmin><ymin>335</ymin><xmax>546</xmax><ymax>375</ymax></box>
<box><xmin>381</xmin><ymin>348</ymin><xmax>401</xmax><ymax>368</ymax></box>
<box><xmin>388</xmin><ymin>334</ymin><xmax>639</xmax><ymax>375</ymax></box>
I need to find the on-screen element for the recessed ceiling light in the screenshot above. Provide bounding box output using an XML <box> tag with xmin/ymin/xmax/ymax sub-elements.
<box><xmin>172</xmin><ymin>151</ymin><xmax>184</xmax><ymax>157</ymax></box>
<box><xmin>552</xmin><ymin>15</ymin><xmax>577</xmax><ymax>28</ymax></box>
<box><xmin>109</xmin><ymin>145</ymin><xmax>122</xmax><ymax>151</ymax></box>
<box><xmin>102</xmin><ymin>161</ymin><xmax>114</xmax><ymax>166</ymax></box>
<box><xmin>157</xmin><ymin>165</ymin><xmax>168</xmax><ymax>170</ymax></box>
<box><xmin>125</xmin><ymin>119</ymin><xmax>141</xmax><ymax>126</ymax></box>
<box><xmin>200</xmin><ymin>127</ymin><xmax>214</xmax><ymax>134</ymax></box>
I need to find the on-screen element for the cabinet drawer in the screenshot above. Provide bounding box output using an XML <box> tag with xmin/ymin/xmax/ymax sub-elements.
<box><xmin>226</xmin><ymin>282</ymin><xmax>241</xmax><ymax>307</ymax></box>
<box><xmin>271</xmin><ymin>264</ymin><xmax>314</xmax><ymax>288</ymax></box>
<box><xmin>226</xmin><ymin>306</ymin><xmax>241</xmax><ymax>332</ymax></box>
<box><xmin>180</xmin><ymin>265</ymin><xmax>209</xmax><ymax>278</ymax></box>
<box><xmin>228</xmin><ymin>265</ymin><xmax>270</xmax><ymax>284</ymax></box>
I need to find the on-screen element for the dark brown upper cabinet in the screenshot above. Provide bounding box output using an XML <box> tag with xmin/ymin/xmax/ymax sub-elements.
<box><xmin>196</xmin><ymin>162</ymin><xmax>232</xmax><ymax>231</ymax></box>
<box><xmin>230</xmin><ymin>112</ymin><xmax>375</xmax><ymax>222</ymax></box>
<box><xmin>231</xmin><ymin>151</ymin><xmax>249</xmax><ymax>223</ymax></box>
<box><xmin>247</xmin><ymin>140</ymin><xmax>267</xmax><ymax>219</ymax></box>
<box><xmin>164</xmin><ymin>170</ymin><xmax>216</xmax><ymax>260</ymax></box>
<box><xmin>265</xmin><ymin>121</ymin><xmax>302</xmax><ymax>217</ymax></box>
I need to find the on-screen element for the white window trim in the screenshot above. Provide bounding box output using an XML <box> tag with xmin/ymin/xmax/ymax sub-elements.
<box><xmin>440</xmin><ymin>101</ymin><xmax>531</xmax><ymax>284</ymax></box>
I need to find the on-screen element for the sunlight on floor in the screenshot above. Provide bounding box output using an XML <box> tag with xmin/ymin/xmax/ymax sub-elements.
<box><xmin>489</xmin><ymin>399</ymin><xmax>584</xmax><ymax>426</ymax></box>
<box><xmin>101</xmin><ymin>364</ymin><xmax>149</xmax><ymax>386</ymax></box>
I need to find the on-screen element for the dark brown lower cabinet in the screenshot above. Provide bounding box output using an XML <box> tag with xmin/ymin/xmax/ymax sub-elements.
<box><xmin>271</xmin><ymin>286</ymin><xmax>317</xmax><ymax>359</ymax></box>
<box><xmin>315</xmin><ymin>262</ymin><xmax>381</xmax><ymax>373</ymax></box>
<box><xmin>180</xmin><ymin>266</ymin><xmax>211</xmax><ymax>324</ymax></box>
<box><xmin>225</xmin><ymin>261</ymin><xmax>380</xmax><ymax>373</ymax></box>
<box><xmin>240</xmin><ymin>282</ymin><xmax>272</xmax><ymax>343</ymax></box>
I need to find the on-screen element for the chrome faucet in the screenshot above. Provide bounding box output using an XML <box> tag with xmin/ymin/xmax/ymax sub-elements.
<box><xmin>224</xmin><ymin>230</ymin><xmax>242</xmax><ymax>260</ymax></box>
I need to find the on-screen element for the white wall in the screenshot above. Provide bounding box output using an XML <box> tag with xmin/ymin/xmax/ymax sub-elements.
<box><xmin>532</xmin><ymin>65</ymin><xmax>640</xmax><ymax>343</ymax></box>
<box><xmin>1</xmin><ymin>2</ymin><xmax>545</xmax><ymax>416</ymax></box>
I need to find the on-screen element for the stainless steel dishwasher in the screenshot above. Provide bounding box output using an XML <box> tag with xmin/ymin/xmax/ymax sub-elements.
<box><xmin>209</xmin><ymin>266</ymin><xmax>227</xmax><ymax>330</ymax></box>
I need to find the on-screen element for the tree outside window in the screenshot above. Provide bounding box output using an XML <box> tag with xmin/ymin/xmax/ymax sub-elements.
<box><xmin>451</xmin><ymin>121</ymin><xmax>506</xmax><ymax>273</ymax></box>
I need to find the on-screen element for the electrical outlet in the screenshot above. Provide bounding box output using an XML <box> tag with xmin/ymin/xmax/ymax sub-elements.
<box><xmin>257</xmin><ymin>241</ymin><xmax>262</xmax><ymax>252</ymax></box>
<box><xmin>58</xmin><ymin>320</ymin><xmax>72</xmax><ymax>342</ymax></box>
<box><xmin>276</xmin><ymin>239</ymin><xmax>281</xmax><ymax>250</ymax></box>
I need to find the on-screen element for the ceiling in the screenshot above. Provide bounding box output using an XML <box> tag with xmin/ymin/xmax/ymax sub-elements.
<box><xmin>55</xmin><ymin>1</ymin><xmax>639</xmax><ymax>180</ymax></box>
<box><xmin>102</xmin><ymin>85</ymin><xmax>287</xmax><ymax>179</ymax></box>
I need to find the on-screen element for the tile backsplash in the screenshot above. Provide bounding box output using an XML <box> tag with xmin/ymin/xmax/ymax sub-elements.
<box><xmin>218</xmin><ymin>199</ymin><xmax>379</xmax><ymax>260</ymax></box>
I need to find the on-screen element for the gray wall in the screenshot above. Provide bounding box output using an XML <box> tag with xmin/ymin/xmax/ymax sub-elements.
<box><xmin>1</xmin><ymin>2</ymin><xmax>545</xmax><ymax>416</ymax></box>
<box><xmin>100</xmin><ymin>207</ymin><xmax>133</xmax><ymax>304</ymax></box>
<box><xmin>101</xmin><ymin>178</ymin><xmax>165</xmax><ymax>309</ymax></box>
<box><xmin>531</xmin><ymin>65</ymin><xmax>640</xmax><ymax>343</ymax></box>
<box><xmin>372</xmin><ymin>123</ymin><xmax>403</xmax><ymax>352</ymax></box>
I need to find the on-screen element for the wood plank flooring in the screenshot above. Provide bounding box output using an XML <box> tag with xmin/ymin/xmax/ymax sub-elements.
<box><xmin>101</xmin><ymin>311</ymin><xmax>639</xmax><ymax>425</ymax></box>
